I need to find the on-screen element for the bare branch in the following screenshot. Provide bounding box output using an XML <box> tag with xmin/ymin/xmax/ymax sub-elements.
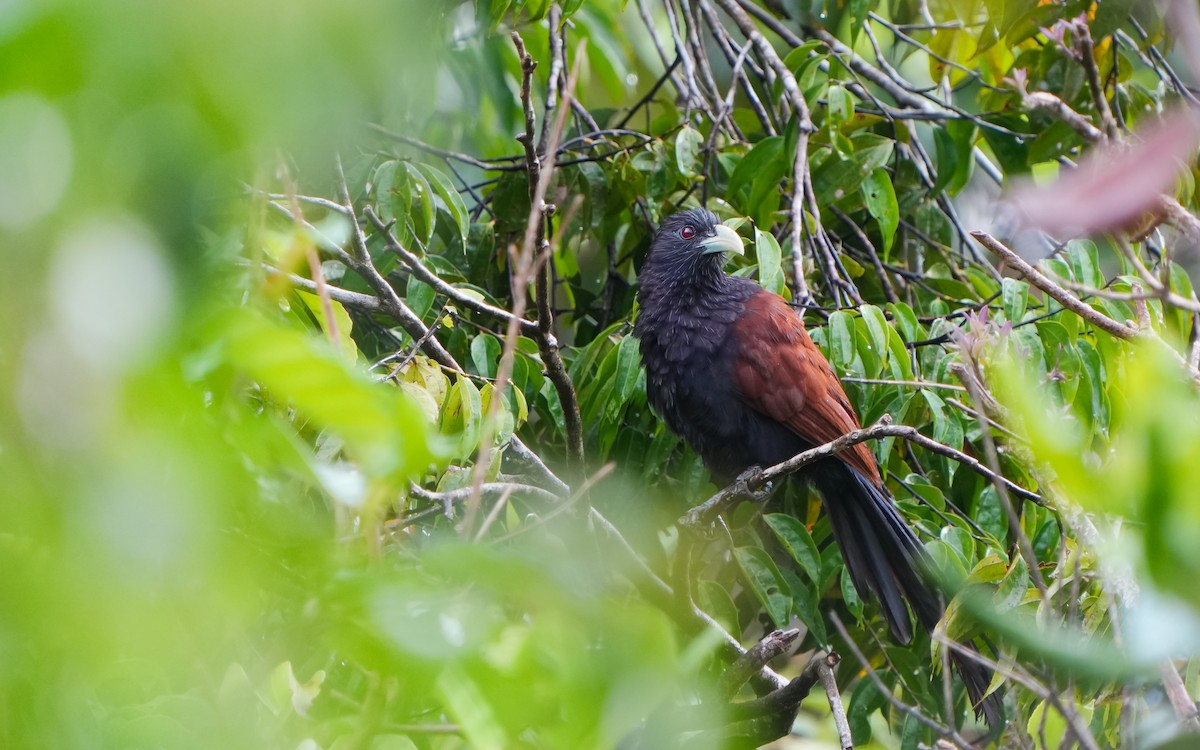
<box><xmin>717</xmin><ymin>628</ymin><xmax>801</xmax><ymax>700</ymax></box>
<box><xmin>257</xmin><ymin>263</ymin><xmax>383</xmax><ymax>314</ymax></box>
<box><xmin>1074</xmin><ymin>19</ymin><xmax>1120</xmax><ymax>141</ymax></box>
<box><xmin>681</xmin><ymin>415</ymin><xmax>1041</xmax><ymax>528</ymax></box>
<box><xmin>1022</xmin><ymin>91</ymin><xmax>1104</xmax><ymax>144</ymax></box>
<box><xmin>971</xmin><ymin>231</ymin><xmax>1140</xmax><ymax>339</ymax></box>
<box><xmin>817</xmin><ymin>653</ymin><xmax>853</xmax><ymax>750</ymax></box>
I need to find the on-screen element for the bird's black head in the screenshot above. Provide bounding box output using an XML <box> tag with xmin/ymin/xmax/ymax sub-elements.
<box><xmin>642</xmin><ymin>208</ymin><xmax>744</xmax><ymax>288</ymax></box>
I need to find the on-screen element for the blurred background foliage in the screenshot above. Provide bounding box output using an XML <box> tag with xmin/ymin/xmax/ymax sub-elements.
<box><xmin>5</xmin><ymin>0</ymin><xmax>1200</xmax><ymax>748</ymax></box>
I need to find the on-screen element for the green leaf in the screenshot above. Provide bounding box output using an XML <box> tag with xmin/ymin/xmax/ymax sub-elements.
<box><xmin>479</xmin><ymin>383</ymin><xmax>515</xmax><ymax>445</ymax></box>
<box><xmin>922</xmin><ymin>390</ymin><xmax>963</xmax><ymax>451</ymax></box>
<box><xmin>404</xmin><ymin>162</ymin><xmax>437</xmax><ymax>248</ymax></box>
<box><xmin>436</xmin><ymin>665</ymin><xmax>507</xmax><ymax>750</ymax></box>
<box><xmin>791</xmin><ymin>579</ymin><xmax>828</xmax><ymax>645</ymax></box>
<box><xmin>416</xmin><ymin>162</ymin><xmax>470</xmax><ymax>248</ymax></box>
<box><xmin>811</xmin><ymin>134</ymin><xmax>894</xmax><ymax>203</ymax></box>
<box><xmin>375</xmin><ymin>160</ymin><xmax>414</xmax><ymax>248</ymax></box>
<box><xmin>470</xmin><ymin>334</ymin><xmax>501</xmax><ymax>379</ymax></box>
<box><xmin>861</xmin><ymin>169</ymin><xmax>898</xmax><ymax>256</ymax></box>
<box><xmin>827</xmin><ymin>311</ymin><xmax>857</xmax><ymax>370</ymax></box>
<box><xmin>840</xmin><ymin>567</ymin><xmax>864</xmax><ymax>621</ymax></box>
<box><xmin>753</xmin><ymin>227</ymin><xmax>785</xmax><ymax>294</ymax></box>
<box><xmin>729</xmin><ymin>136</ymin><xmax>783</xmax><ymax>202</ymax></box>
<box><xmin>931</xmin><ymin>126</ymin><xmax>959</xmax><ymax>196</ymax></box>
<box><xmin>1001</xmin><ymin>277</ymin><xmax>1029</xmax><ymax>323</ymax></box>
<box><xmin>697</xmin><ymin>580</ymin><xmax>741</xmax><ymax>637</ymax></box>
<box><xmin>611</xmin><ymin>334</ymin><xmax>642</xmax><ymax>405</ymax></box>
<box><xmin>1091</xmin><ymin>0</ymin><xmax>1138</xmax><ymax>38</ymax></box>
<box><xmin>764</xmin><ymin>513</ymin><xmax>822</xmax><ymax>583</ymax></box>
<box><xmin>1066</xmin><ymin>239</ymin><xmax>1104</xmax><ymax>288</ymax></box>
<box><xmin>441</xmin><ymin>376</ymin><xmax>483</xmax><ymax>456</ymax></box>
<box><xmin>995</xmin><ymin>554</ymin><xmax>1029</xmax><ymax>612</ymax></box>
<box><xmin>859</xmin><ymin>304</ymin><xmax>889</xmax><ymax>366</ymax></box>
<box><xmin>733</xmin><ymin>547</ymin><xmax>792</xmax><ymax>628</ymax></box>
<box><xmin>295</xmin><ymin>291</ymin><xmax>357</xmax><ymax>361</ymax></box>
<box><xmin>406</xmin><ymin>274</ymin><xmax>435</xmax><ymax>320</ymax></box>
<box><xmin>825</xmin><ymin>84</ymin><xmax>854</xmax><ymax>132</ymax></box>
<box><xmin>675</xmin><ymin>125</ymin><xmax>703</xmax><ymax>178</ymax></box>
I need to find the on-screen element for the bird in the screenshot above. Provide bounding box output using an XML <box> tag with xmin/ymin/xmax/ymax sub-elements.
<box><xmin>633</xmin><ymin>207</ymin><xmax>1001</xmax><ymax>727</ymax></box>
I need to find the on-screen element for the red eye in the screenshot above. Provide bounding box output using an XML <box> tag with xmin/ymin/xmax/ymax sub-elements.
<box><xmin>680</xmin><ymin>226</ymin><xmax>696</xmax><ymax>239</ymax></box>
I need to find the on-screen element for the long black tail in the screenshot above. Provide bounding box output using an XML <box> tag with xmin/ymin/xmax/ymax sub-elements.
<box><xmin>814</xmin><ymin>460</ymin><xmax>1003</xmax><ymax>728</ymax></box>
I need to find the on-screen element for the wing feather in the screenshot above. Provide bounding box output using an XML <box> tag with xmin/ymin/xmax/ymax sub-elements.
<box><xmin>730</xmin><ymin>291</ymin><xmax>881</xmax><ymax>484</ymax></box>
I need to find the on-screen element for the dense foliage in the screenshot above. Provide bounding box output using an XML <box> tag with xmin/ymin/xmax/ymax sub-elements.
<box><xmin>6</xmin><ymin>1</ymin><xmax>1200</xmax><ymax>748</ymax></box>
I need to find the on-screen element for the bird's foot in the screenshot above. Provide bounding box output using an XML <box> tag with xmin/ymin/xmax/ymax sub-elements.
<box><xmin>679</xmin><ymin>466</ymin><xmax>774</xmax><ymax>530</ymax></box>
<box><xmin>731</xmin><ymin>465</ymin><xmax>773</xmax><ymax>503</ymax></box>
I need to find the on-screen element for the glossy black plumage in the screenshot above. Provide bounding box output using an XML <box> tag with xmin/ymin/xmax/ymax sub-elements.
<box><xmin>634</xmin><ymin>208</ymin><xmax>1001</xmax><ymax>727</ymax></box>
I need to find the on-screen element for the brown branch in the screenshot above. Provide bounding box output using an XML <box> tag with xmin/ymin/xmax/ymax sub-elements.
<box><xmin>507</xmin><ymin>436</ymin><xmax>571</xmax><ymax>496</ymax></box>
<box><xmin>512</xmin><ymin>32</ymin><xmax>586</xmax><ymax>474</ymax></box>
<box><xmin>717</xmin><ymin>628</ymin><xmax>801</xmax><ymax>700</ymax></box>
<box><xmin>1154</xmin><ymin>193</ymin><xmax>1200</xmax><ymax>240</ymax></box>
<box><xmin>1074</xmin><ymin>19</ymin><xmax>1120</xmax><ymax>141</ymax></box>
<box><xmin>681</xmin><ymin>416</ymin><xmax>1041</xmax><ymax>528</ymax></box>
<box><xmin>817</xmin><ymin>653</ymin><xmax>853</xmax><ymax>750</ymax></box>
<box><xmin>1160</xmin><ymin>660</ymin><xmax>1200</xmax><ymax>730</ymax></box>
<box><xmin>1022</xmin><ymin>91</ymin><xmax>1104</xmax><ymax>144</ymax></box>
<box><xmin>970</xmin><ymin>231</ymin><xmax>1139</xmax><ymax>339</ymax></box>
<box><xmin>462</xmin><ymin>33</ymin><xmax>585</xmax><ymax>533</ymax></box>
<box><xmin>660</xmin><ymin>648</ymin><xmax>826</xmax><ymax>750</ymax></box>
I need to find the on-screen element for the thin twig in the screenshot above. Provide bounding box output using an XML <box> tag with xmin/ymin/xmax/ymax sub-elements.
<box><xmin>954</xmin><ymin>346</ymin><xmax>1051</xmax><ymax>602</ymax></box>
<box><xmin>817</xmin><ymin>653</ymin><xmax>853</xmax><ymax>750</ymax></box>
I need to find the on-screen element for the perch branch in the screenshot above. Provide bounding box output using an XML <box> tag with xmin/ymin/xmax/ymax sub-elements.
<box><xmin>682</xmin><ymin>416</ymin><xmax>1040</xmax><ymax>528</ymax></box>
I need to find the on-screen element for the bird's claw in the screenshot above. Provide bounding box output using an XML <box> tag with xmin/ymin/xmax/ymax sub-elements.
<box><xmin>733</xmin><ymin>466</ymin><xmax>773</xmax><ymax>503</ymax></box>
<box><xmin>679</xmin><ymin>467</ymin><xmax>774</xmax><ymax>531</ymax></box>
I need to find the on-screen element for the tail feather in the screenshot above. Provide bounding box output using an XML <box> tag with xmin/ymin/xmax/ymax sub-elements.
<box><xmin>814</xmin><ymin>461</ymin><xmax>1003</xmax><ymax>727</ymax></box>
